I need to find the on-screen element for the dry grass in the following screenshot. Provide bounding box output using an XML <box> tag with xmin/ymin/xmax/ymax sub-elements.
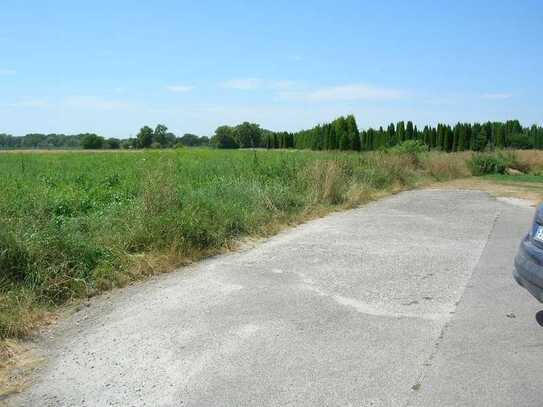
<box><xmin>0</xmin><ymin>293</ymin><xmax>47</xmax><ymax>340</ymax></box>
<box><xmin>428</xmin><ymin>150</ymin><xmax>543</xmax><ymax>203</ymax></box>
<box><xmin>516</xmin><ymin>150</ymin><xmax>543</xmax><ymax>174</ymax></box>
<box><xmin>306</xmin><ymin>160</ymin><xmax>348</xmax><ymax>205</ymax></box>
<box><xmin>0</xmin><ymin>340</ymin><xmax>44</xmax><ymax>399</ymax></box>
<box><xmin>421</xmin><ymin>151</ymin><xmax>472</xmax><ymax>181</ymax></box>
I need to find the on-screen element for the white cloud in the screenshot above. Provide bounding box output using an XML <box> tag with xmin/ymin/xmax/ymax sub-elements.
<box><xmin>271</xmin><ymin>80</ymin><xmax>297</xmax><ymax>90</ymax></box>
<box><xmin>166</xmin><ymin>85</ymin><xmax>194</xmax><ymax>93</ymax></box>
<box><xmin>3</xmin><ymin>97</ymin><xmax>131</xmax><ymax>111</ymax></box>
<box><xmin>221</xmin><ymin>78</ymin><xmax>298</xmax><ymax>91</ymax></box>
<box><xmin>221</xmin><ymin>78</ymin><xmax>263</xmax><ymax>90</ymax></box>
<box><xmin>480</xmin><ymin>93</ymin><xmax>512</xmax><ymax>100</ymax></box>
<box><xmin>10</xmin><ymin>99</ymin><xmax>50</xmax><ymax>108</ymax></box>
<box><xmin>1</xmin><ymin>99</ymin><xmax>50</xmax><ymax>109</ymax></box>
<box><xmin>0</xmin><ymin>69</ymin><xmax>16</xmax><ymax>76</ymax></box>
<box><xmin>279</xmin><ymin>84</ymin><xmax>405</xmax><ymax>102</ymax></box>
<box><xmin>62</xmin><ymin>96</ymin><xmax>130</xmax><ymax>110</ymax></box>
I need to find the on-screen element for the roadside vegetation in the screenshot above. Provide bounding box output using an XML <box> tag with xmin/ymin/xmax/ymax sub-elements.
<box><xmin>1</xmin><ymin>147</ymin><xmax>542</xmax><ymax>345</ymax></box>
<box><xmin>468</xmin><ymin>150</ymin><xmax>543</xmax><ymax>176</ymax></box>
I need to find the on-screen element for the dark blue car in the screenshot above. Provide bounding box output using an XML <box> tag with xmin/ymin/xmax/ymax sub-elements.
<box><xmin>514</xmin><ymin>203</ymin><xmax>543</xmax><ymax>302</ymax></box>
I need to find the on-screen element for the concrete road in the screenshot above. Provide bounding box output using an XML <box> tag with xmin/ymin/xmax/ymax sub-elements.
<box><xmin>9</xmin><ymin>190</ymin><xmax>543</xmax><ymax>407</ymax></box>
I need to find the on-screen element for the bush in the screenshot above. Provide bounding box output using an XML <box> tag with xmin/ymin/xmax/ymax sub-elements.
<box><xmin>81</xmin><ymin>134</ymin><xmax>104</xmax><ymax>149</ymax></box>
<box><xmin>509</xmin><ymin>133</ymin><xmax>533</xmax><ymax>150</ymax></box>
<box><xmin>468</xmin><ymin>151</ymin><xmax>517</xmax><ymax>175</ymax></box>
<box><xmin>389</xmin><ymin>140</ymin><xmax>429</xmax><ymax>168</ymax></box>
<box><xmin>390</xmin><ymin>140</ymin><xmax>428</xmax><ymax>154</ymax></box>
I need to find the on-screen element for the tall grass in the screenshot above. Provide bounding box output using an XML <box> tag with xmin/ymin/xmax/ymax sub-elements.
<box><xmin>0</xmin><ymin>148</ymin><xmax>540</xmax><ymax>340</ymax></box>
<box><xmin>516</xmin><ymin>150</ymin><xmax>543</xmax><ymax>175</ymax></box>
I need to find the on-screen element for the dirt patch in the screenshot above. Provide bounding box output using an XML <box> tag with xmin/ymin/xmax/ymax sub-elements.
<box><xmin>431</xmin><ymin>178</ymin><xmax>542</xmax><ymax>206</ymax></box>
<box><xmin>0</xmin><ymin>341</ymin><xmax>44</xmax><ymax>402</ymax></box>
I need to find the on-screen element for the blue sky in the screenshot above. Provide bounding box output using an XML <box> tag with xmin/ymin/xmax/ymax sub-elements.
<box><xmin>1</xmin><ymin>0</ymin><xmax>542</xmax><ymax>137</ymax></box>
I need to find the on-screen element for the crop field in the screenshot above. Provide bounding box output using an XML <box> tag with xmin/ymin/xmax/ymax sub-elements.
<box><xmin>0</xmin><ymin>148</ymin><xmax>542</xmax><ymax>341</ymax></box>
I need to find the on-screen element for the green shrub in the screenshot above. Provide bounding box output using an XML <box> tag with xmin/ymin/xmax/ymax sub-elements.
<box><xmin>509</xmin><ymin>133</ymin><xmax>534</xmax><ymax>150</ymax></box>
<box><xmin>468</xmin><ymin>151</ymin><xmax>516</xmax><ymax>175</ymax></box>
<box><xmin>389</xmin><ymin>140</ymin><xmax>429</xmax><ymax>168</ymax></box>
<box><xmin>390</xmin><ymin>140</ymin><xmax>428</xmax><ymax>155</ymax></box>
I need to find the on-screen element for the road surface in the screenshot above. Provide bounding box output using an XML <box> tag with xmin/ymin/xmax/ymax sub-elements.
<box><xmin>8</xmin><ymin>190</ymin><xmax>543</xmax><ymax>406</ymax></box>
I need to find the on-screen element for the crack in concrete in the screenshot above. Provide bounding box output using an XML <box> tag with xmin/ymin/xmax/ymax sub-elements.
<box><xmin>404</xmin><ymin>209</ymin><xmax>503</xmax><ymax>406</ymax></box>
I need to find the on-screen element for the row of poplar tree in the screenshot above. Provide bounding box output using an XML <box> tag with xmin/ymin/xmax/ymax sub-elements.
<box><xmin>263</xmin><ymin>116</ymin><xmax>543</xmax><ymax>152</ymax></box>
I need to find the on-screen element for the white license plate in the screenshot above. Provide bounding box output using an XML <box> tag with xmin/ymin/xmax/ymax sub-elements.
<box><xmin>536</xmin><ymin>226</ymin><xmax>543</xmax><ymax>242</ymax></box>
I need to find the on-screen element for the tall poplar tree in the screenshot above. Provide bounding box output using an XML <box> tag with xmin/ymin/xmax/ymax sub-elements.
<box><xmin>396</xmin><ymin>121</ymin><xmax>406</xmax><ymax>143</ymax></box>
<box><xmin>386</xmin><ymin>123</ymin><xmax>395</xmax><ymax>147</ymax></box>
<box><xmin>405</xmin><ymin>121</ymin><xmax>414</xmax><ymax>140</ymax></box>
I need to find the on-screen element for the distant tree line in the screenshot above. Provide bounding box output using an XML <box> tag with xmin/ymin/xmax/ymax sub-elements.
<box><xmin>0</xmin><ymin>125</ymin><xmax>210</xmax><ymax>150</ymax></box>
<box><xmin>292</xmin><ymin>115</ymin><xmax>361</xmax><ymax>151</ymax></box>
<box><xmin>201</xmin><ymin>116</ymin><xmax>543</xmax><ymax>151</ymax></box>
<box><xmin>357</xmin><ymin>120</ymin><xmax>543</xmax><ymax>151</ymax></box>
<box><xmin>208</xmin><ymin>116</ymin><xmax>360</xmax><ymax>151</ymax></box>
<box><xmin>2</xmin><ymin>118</ymin><xmax>542</xmax><ymax>151</ymax></box>
<box><xmin>263</xmin><ymin>117</ymin><xmax>543</xmax><ymax>152</ymax></box>
<box><xmin>209</xmin><ymin>122</ymin><xmax>296</xmax><ymax>149</ymax></box>
<box><xmin>125</xmin><ymin>124</ymin><xmax>208</xmax><ymax>149</ymax></box>
<box><xmin>209</xmin><ymin>122</ymin><xmax>264</xmax><ymax>149</ymax></box>
<box><xmin>0</xmin><ymin>133</ymin><xmax>122</xmax><ymax>150</ymax></box>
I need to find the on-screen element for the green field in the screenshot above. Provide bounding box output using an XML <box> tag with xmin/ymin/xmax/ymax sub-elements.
<box><xmin>0</xmin><ymin>148</ymin><xmax>540</xmax><ymax>340</ymax></box>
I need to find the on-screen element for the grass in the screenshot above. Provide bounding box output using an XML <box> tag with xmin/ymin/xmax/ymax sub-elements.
<box><xmin>481</xmin><ymin>174</ymin><xmax>543</xmax><ymax>183</ymax></box>
<box><xmin>0</xmin><ymin>148</ymin><xmax>540</xmax><ymax>345</ymax></box>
